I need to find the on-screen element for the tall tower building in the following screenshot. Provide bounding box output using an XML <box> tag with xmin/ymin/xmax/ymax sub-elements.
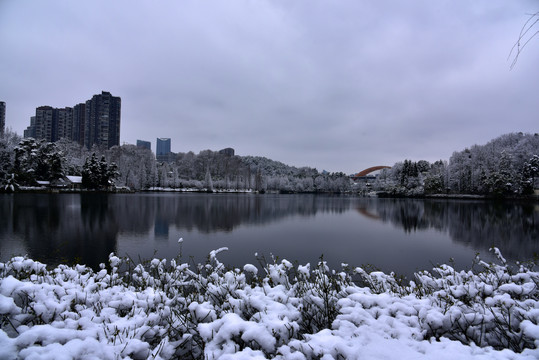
<box><xmin>156</xmin><ymin>138</ymin><xmax>171</xmax><ymax>162</ymax></box>
<box><xmin>0</xmin><ymin>101</ymin><xmax>5</xmax><ymax>137</ymax></box>
<box><xmin>85</xmin><ymin>91</ymin><xmax>121</xmax><ymax>149</ymax></box>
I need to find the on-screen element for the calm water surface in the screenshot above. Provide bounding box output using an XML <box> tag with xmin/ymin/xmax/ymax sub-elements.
<box><xmin>0</xmin><ymin>193</ymin><xmax>537</xmax><ymax>277</ymax></box>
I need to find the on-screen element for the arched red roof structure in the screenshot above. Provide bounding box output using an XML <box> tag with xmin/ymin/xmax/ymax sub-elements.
<box><xmin>353</xmin><ymin>166</ymin><xmax>391</xmax><ymax>178</ymax></box>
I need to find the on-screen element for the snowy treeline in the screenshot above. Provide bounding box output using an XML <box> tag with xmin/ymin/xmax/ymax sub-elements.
<box><xmin>1</xmin><ymin>249</ymin><xmax>538</xmax><ymax>359</ymax></box>
<box><xmin>372</xmin><ymin>132</ymin><xmax>539</xmax><ymax>196</ymax></box>
<box><xmin>2</xmin><ymin>131</ymin><xmax>538</xmax><ymax>195</ymax></box>
<box><xmin>0</xmin><ymin>134</ymin><xmax>118</xmax><ymax>191</ymax></box>
<box><xmin>0</xmin><ymin>131</ymin><xmax>351</xmax><ymax>193</ymax></box>
<box><xmin>108</xmin><ymin>146</ymin><xmax>351</xmax><ymax>193</ymax></box>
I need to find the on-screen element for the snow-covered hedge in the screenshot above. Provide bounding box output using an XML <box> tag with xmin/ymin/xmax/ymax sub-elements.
<box><xmin>1</xmin><ymin>248</ymin><xmax>538</xmax><ymax>359</ymax></box>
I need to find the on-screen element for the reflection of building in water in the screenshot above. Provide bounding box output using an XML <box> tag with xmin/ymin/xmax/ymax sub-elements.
<box><xmin>154</xmin><ymin>217</ymin><xmax>169</xmax><ymax>239</ymax></box>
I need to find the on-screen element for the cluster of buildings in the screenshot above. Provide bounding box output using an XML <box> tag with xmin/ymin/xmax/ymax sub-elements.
<box><xmin>136</xmin><ymin>138</ymin><xmax>173</xmax><ymax>162</ymax></box>
<box><xmin>23</xmin><ymin>91</ymin><xmax>121</xmax><ymax>150</ymax></box>
<box><xmin>3</xmin><ymin>93</ymin><xmax>236</xmax><ymax>162</ymax></box>
<box><xmin>137</xmin><ymin>137</ymin><xmax>235</xmax><ymax>163</ymax></box>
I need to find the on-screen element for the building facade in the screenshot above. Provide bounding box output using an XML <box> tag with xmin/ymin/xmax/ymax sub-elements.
<box><xmin>0</xmin><ymin>101</ymin><xmax>5</xmax><ymax>137</ymax></box>
<box><xmin>35</xmin><ymin>106</ymin><xmax>54</xmax><ymax>142</ymax></box>
<box><xmin>72</xmin><ymin>103</ymin><xmax>86</xmax><ymax>144</ymax></box>
<box><xmin>137</xmin><ymin>140</ymin><xmax>151</xmax><ymax>151</ymax></box>
<box><xmin>156</xmin><ymin>138</ymin><xmax>172</xmax><ymax>162</ymax></box>
<box><xmin>85</xmin><ymin>91</ymin><xmax>121</xmax><ymax>149</ymax></box>
<box><xmin>219</xmin><ymin>147</ymin><xmax>235</xmax><ymax>156</ymax></box>
<box><xmin>24</xmin><ymin>116</ymin><xmax>36</xmax><ymax>138</ymax></box>
<box><xmin>23</xmin><ymin>91</ymin><xmax>121</xmax><ymax>149</ymax></box>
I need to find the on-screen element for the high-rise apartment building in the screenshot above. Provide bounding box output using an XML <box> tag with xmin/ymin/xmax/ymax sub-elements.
<box><xmin>0</xmin><ymin>101</ymin><xmax>5</xmax><ymax>137</ymax></box>
<box><xmin>24</xmin><ymin>106</ymin><xmax>73</xmax><ymax>143</ymax></box>
<box><xmin>85</xmin><ymin>91</ymin><xmax>121</xmax><ymax>149</ymax></box>
<box><xmin>35</xmin><ymin>106</ymin><xmax>54</xmax><ymax>142</ymax></box>
<box><xmin>24</xmin><ymin>116</ymin><xmax>36</xmax><ymax>138</ymax></box>
<box><xmin>56</xmin><ymin>107</ymin><xmax>73</xmax><ymax>141</ymax></box>
<box><xmin>23</xmin><ymin>91</ymin><xmax>121</xmax><ymax>150</ymax></box>
<box><xmin>72</xmin><ymin>103</ymin><xmax>86</xmax><ymax>144</ymax></box>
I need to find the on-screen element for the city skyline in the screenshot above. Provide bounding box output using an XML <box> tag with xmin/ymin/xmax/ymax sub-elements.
<box><xmin>23</xmin><ymin>91</ymin><xmax>121</xmax><ymax>150</ymax></box>
<box><xmin>1</xmin><ymin>1</ymin><xmax>538</xmax><ymax>173</ymax></box>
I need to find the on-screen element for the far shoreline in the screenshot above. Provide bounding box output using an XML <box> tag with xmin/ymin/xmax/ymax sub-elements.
<box><xmin>3</xmin><ymin>186</ymin><xmax>539</xmax><ymax>202</ymax></box>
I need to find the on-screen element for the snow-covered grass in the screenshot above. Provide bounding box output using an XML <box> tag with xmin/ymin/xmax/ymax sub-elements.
<box><xmin>1</xmin><ymin>248</ymin><xmax>538</xmax><ymax>359</ymax></box>
<box><xmin>147</xmin><ymin>187</ymin><xmax>253</xmax><ymax>193</ymax></box>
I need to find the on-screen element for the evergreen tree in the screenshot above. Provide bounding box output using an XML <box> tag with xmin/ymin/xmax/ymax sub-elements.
<box><xmin>82</xmin><ymin>153</ymin><xmax>118</xmax><ymax>190</ymax></box>
<box><xmin>12</xmin><ymin>139</ymin><xmax>65</xmax><ymax>185</ymax></box>
<box><xmin>520</xmin><ymin>155</ymin><xmax>539</xmax><ymax>194</ymax></box>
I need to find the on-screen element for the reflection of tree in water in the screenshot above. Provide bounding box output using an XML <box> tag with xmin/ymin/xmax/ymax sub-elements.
<box><xmin>79</xmin><ymin>194</ymin><xmax>119</xmax><ymax>268</ymax></box>
<box><xmin>446</xmin><ymin>201</ymin><xmax>538</xmax><ymax>260</ymax></box>
<box><xmin>366</xmin><ymin>199</ymin><xmax>539</xmax><ymax>260</ymax></box>
<box><xmin>110</xmin><ymin>194</ymin><xmax>353</xmax><ymax>235</ymax></box>
<box><xmin>0</xmin><ymin>193</ymin><xmax>354</xmax><ymax>266</ymax></box>
<box><xmin>2</xmin><ymin>194</ymin><xmax>117</xmax><ymax>269</ymax></box>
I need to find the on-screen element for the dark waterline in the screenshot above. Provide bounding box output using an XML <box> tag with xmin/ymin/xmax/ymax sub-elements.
<box><xmin>0</xmin><ymin>193</ymin><xmax>537</xmax><ymax>278</ymax></box>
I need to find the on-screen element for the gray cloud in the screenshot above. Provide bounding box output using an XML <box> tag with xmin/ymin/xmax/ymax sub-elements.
<box><xmin>1</xmin><ymin>0</ymin><xmax>538</xmax><ymax>173</ymax></box>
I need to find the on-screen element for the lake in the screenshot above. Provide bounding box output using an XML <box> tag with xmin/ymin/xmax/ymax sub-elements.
<box><xmin>0</xmin><ymin>192</ymin><xmax>537</xmax><ymax>278</ymax></box>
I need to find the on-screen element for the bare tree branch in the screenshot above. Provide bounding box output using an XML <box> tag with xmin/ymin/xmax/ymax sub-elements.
<box><xmin>508</xmin><ymin>11</ymin><xmax>539</xmax><ymax>69</ymax></box>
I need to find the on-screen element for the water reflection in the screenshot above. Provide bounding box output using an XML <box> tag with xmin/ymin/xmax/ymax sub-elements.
<box><xmin>0</xmin><ymin>193</ymin><xmax>537</xmax><ymax>273</ymax></box>
<box><xmin>109</xmin><ymin>193</ymin><xmax>350</xmax><ymax>235</ymax></box>
<box><xmin>0</xmin><ymin>194</ymin><xmax>117</xmax><ymax>268</ymax></box>
<box><xmin>355</xmin><ymin>198</ymin><xmax>538</xmax><ymax>260</ymax></box>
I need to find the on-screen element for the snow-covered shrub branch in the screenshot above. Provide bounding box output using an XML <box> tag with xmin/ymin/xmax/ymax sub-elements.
<box><xmin>1</xmin><ymin>249</ymin><xmax>538</xmax><ymax>359</ymax></box>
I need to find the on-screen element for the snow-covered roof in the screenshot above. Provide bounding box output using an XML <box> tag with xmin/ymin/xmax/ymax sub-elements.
<box><xmin>66</xmin><ymin>176</ymin><xmax>83</xmax><ymax>184</ymax></box>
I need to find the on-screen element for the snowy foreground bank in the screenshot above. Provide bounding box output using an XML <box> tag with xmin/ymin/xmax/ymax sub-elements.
<box><xmin>1</xmin><ymin>248</ymin><xmax>538</xmax><ymax>359</ymax></box>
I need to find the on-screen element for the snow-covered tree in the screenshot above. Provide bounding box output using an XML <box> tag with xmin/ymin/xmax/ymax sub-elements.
<box><xmin>12</xmin><ymin>138</ymin><xmax>66</xmax><ymax>185</ymax></box>
<box><xmin>55</xmin><ymin>138</ymin><xmax>88</xmax><ymax>175</ymax></box>
<box><xmin>82</xmin><ymin>153</ymin><xmax>118</xmax><ymax>190</ymax></box>
<box><xmin>204</xmin><ymin>167</ymin><xmax>214</xmax><ymax>192</ymax></box>
<box><xmin>0</xmin><ymin>129</ymin><xmax>21</xmax><ymax>185</ymax></box>
<box><xmin>107</xmin><ymin>144</ymin><xmax>156</xmax><ymax>190</ymax></box>
<box><xmin>520</xmin><ymin>154</ymin><xmax>539</xmax><ymax>194</ymax></box>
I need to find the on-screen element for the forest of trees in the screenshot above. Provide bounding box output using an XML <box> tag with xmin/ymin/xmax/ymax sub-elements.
<box><xmin>0</xmin><ymin>130</ymin><xmax>351</xmax><ymax>193</ymax></box>
<box><xmin>371</xmin><ymin>132</ymin><xmax>539</xmax><ymax>197</ymax></box>
<box><xmin>0</xmin><ymin>131</ymin><xmax>538</xmax><ymax>196</ymax></box>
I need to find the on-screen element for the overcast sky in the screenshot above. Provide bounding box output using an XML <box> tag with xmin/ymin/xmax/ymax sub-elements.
<box><xmin>1</xmin><ymin>1</ymin><xmax>538</xmax><ymax>174</ymax></box>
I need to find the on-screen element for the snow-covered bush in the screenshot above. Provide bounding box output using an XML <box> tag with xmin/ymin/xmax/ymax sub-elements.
<box><xmin>1</xmin><ymin>249</ymin><xmax>538</xmax><ymax>359</ymax></box>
